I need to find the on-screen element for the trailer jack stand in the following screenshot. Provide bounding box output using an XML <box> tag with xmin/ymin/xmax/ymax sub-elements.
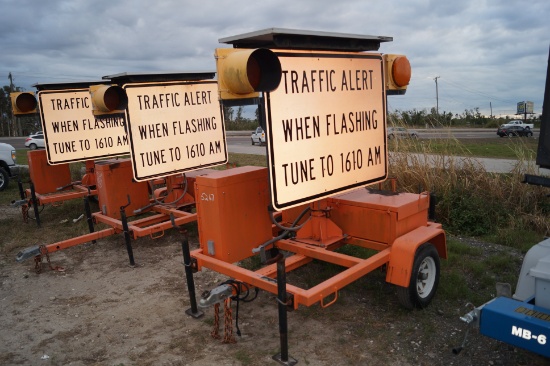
<box><xmin>453</xmin><ymin>303</ymin><xmax>479</xmax><ymax>355</ymax></box>
<box><xmin>452</xmin><ymin>325</ymin><xmax>471</xmax><ymax>355</ymax></box>
<box><xmin>272</xmin><ymin>256</ymin><xmax>297</xmax><ymax>366</ymax></box>
<box><xmin>30</xmin><ymin>181</ymin><xmax>41</xmax><ymax>227</ymax></box>
<box><xmin>120</xmin><ymin>196</ymin><xmax>135</xmax><ymax>266</ymax></box>
<box><xmin>182</xmin><ymin>235</ymin><xmax>204</xmax><ymax>319</ymax></box>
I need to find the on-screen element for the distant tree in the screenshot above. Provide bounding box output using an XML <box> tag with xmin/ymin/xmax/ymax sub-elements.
<box><xmin>0</xmin><ymin>86</ymin><xmax>10</xmax><ymax>136</ymax></box>
<box><xmin>222</xmin><ymin>105</ymin><xmax>234</xmax><ymax>124</ymax></box>
<box><xmin>235</xmin><ymin>106</ymin><xmax>244</xmax><ymax>123</ymax></box>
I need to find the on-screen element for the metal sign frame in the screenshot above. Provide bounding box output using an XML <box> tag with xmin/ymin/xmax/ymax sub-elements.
<box><xmin>38</xmin><ymin>88</ymin><xmax>129</xmax><ymax>165</ymax></box>
<box><xmin>264</xmin><ymin>51</ymin><xmax>388</xmax><ymax>210</ymax></box>
<box><xmin>124</xmin><ymin>80</ymin><xmax>228</xmax><ymax>181</ymax></box>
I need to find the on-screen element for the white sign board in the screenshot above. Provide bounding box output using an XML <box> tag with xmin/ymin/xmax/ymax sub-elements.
<box><xmin>38</xmin><ymin>89</ymin><xmax>129</xmax><ymax>164</ymax></box>
<box><xmin>124</xmin><ymin>81</ymin><xmax>227</xmax><ymax>181</ymax></box>
<box><xmin>265</xmin><ymin>51</ymin><xmax>387</xmax><ymax>210</ymax></box>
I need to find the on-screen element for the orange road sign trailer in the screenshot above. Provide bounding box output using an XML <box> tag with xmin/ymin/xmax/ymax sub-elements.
<box><xmin>180</xmin><ymin>166</ymin><xmax>446</xmax><ymax>364</ymax></box>
<box><xmin>16</xmin><ymin>159</ymin><xmax>208</xmax><ymax>268</ymax></box>
<box><xmin>187</xmin><ymin>166</ymin><xmax>446</xmax><ymax>309</ymax></box>
<box><xmin>14</xmin><ymin>150</ymin><xmax>99</xmax><ymax>226</ymax></box>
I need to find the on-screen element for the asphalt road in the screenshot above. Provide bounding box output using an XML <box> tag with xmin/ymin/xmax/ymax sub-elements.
<box><xmin>0</xmin><ymin>128</ymin><xmax>539</xmax><ymax>149</ymax></box>
<box><xmin>2</xmin><ymin>129</ymin><xmax>547</xmax><ymax>175</ymax></box>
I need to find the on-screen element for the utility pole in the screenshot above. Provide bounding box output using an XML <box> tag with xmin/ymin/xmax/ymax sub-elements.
<box><xmin>8</xmin><ymin>72</ymin><xmax>15</xmax><ymax>137</ymax></box>
<box><xmin>490</xmin><ymin>102</ymin><xmax>493</xmax><ymax>119</ymax></box>
<box><xmin>433</xmin><ymin>76</ymin><xmax>440</xmax><ymax>116</ymax></box>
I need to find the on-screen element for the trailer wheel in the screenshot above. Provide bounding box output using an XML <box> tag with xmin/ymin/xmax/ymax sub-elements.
<box><xmin>396</xmin><ymin>243</ymin><xmax>440</xmax><ymax>309</ymax></box>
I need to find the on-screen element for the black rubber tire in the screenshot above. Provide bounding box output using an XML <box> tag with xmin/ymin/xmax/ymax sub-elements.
<box><xmin>251</xmin><ymin>138</ymin><xmax>255</xmax><ymax>145</ymax></box>
<box><xmin>396</xmin><ymin>243</ymin><xmax>440</xmax><ymax>309</ymax></box>
<box><xmin>29</xmin><ymin>143</ymin><xmax>37</xmax><ymax>150</ymax></box>
<box><xmin>0</xmin><ymin>167</ymin><xmax>9</xmax><ymax>191</ymax></box>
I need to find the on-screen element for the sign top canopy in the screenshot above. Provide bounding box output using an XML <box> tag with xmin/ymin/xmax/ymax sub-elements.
<box><xmin>103</xmin><ymin>71</ymin><xmax>216</xmax><ymax>84</ymax></box>
<box><xmin>219</xmin><ymin>28</ymin><xmax>392</xmax><ymax>52</ymax></box>
<box><xmin>33</xmin><ymin>80</ymin><xmax>106</xmax><ymax>91</ymax></box>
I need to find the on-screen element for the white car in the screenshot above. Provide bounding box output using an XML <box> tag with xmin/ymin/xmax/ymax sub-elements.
<box><xmin>251</xmin><ymin>127</ymin><xmax>266</xmax><ymax>145</ymax></box>
<box><xmin>387</xmin><ymin>127</ymin><xmax>419</xmax><ymax>139</ymax></box>
<box><xmin>0</xmin><ymin>142</ymin><xmax>17</xmax><ymax>191</ymax></box>
<box><xmin>25</xmin><ymin>134</ymin><xmax>46</xmax><ymax>150</ymax></box>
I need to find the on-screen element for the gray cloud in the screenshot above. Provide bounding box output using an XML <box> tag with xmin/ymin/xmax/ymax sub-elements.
<box><xmin>1</xmin><ymin>0</ymin><xmax>548</xmax><ymax>117</ymax></box>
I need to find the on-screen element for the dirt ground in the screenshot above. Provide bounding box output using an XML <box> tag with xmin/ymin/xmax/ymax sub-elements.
<box><xmin>0</xmin><ymin>205</ymin><xmax>548</xmax><ymax>366</ymax></box>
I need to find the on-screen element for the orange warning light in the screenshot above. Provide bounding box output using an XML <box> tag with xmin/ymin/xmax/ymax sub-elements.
<box><xmin>383</xmin><ymin>54</ymin><xmax>411</xmax><ymax>95</ymax></box>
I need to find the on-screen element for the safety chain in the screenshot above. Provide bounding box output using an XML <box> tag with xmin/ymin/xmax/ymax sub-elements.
<box><xmin>22</xmin><ymin>204</ymin><xmax>29</xmax><ymax>223</ymax></box>
<box><xmin>34</xmin><ymin>245</ymin><xmax>65</xmax><ymax>273</ymax></box>
<box><xmin>210</xmin><ymin>298</ymin><xmax>236</xmax><ymax>343</ymax></box>
<box><xmin>222</xmin><ymin>298</ymin><xmax>236</xmax><ymax>344</ymax></box>
<box><xmin>211</xmin><ymin>303</ymin><xmax>221</xmax><ymax>339</ymax></box>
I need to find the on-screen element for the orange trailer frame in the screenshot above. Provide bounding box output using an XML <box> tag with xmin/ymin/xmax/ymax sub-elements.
<box><xmin>190</xmin><ymin>205</ymin><xmax>446</xmax><ymax>310</ymax></box>
<box><xmin>180</xmin><ymin>168</ymin><xmax>446</xmax><ymax>365</ymax></box>
<box><xmin>15</xmin><ymin>154</ymin><xmax>98</xmax><ymax>226</ymax></box>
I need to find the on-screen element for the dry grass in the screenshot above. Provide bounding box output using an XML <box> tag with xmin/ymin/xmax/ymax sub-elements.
<box><xmin>387</xmin><ymin>135</ymin><xmax>550</xmax><ymax>241</ymax></box>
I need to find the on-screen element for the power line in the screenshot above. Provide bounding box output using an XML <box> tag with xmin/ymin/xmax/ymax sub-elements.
<box><xmin>441</xmin><ymin>78</ymin><xmax>516</xmax><ymax>105</ymax></box>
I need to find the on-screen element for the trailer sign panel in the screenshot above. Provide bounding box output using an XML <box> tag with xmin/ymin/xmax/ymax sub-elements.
<box><xmin>265</xmin><ymin>52</ymin><xmax>387</xmax><ymax>210</ymax></box>
<box><xmin>124</xmin><ymin>81</ymin><xmax>227</xmax><ymax>181</ymax></box>
<box><xmin>38</xmin><ymin>89</ymin><xmax>129</xmax><ymax>164</ymax></box>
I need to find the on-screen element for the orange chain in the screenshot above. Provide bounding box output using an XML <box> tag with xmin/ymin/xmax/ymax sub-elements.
<box><xmin>211</xmin><ymin>303</ymin><xmax>221</xmax><ymax>339</ymax></box>
<box><xmin>222</xmin><ymin>298</ymin><xmax>236</xmax><ymax>344</ymax></box>
<box><xmin>34</xmin><ymin>245</ymin><xmax>65</xmax><ymax>273</ymax></box>
<box><xmin>22</xmin><ymin>204</ymin><xmax>29</xmax><ymax>223</ymax></box>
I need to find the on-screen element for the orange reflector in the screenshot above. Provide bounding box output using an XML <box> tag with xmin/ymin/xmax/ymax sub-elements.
<box><xmin>392</xmin><ymin>56</ymin><xmax>411</xmax><ymax>87</ymax></box>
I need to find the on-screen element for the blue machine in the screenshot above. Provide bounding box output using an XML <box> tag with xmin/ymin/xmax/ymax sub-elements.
<box><xmin>456</xmin><ymin>47</ymin><xmax>550</xmax><ymax>358</ymax></box>
<box><xmin>480</xmin><ymin>297</ymin><xmax>550</xmax><ymax>357</ymax></box>
<box><xmin>456</xmin><ymin>239</ymin><xmax>550</xmax><ymax>358</ymax></box>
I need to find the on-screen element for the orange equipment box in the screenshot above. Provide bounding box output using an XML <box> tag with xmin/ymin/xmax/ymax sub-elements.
<box><xmin>155</xmin><ymin>169</ymin><xmax>218</xmax><ymax>206</ymax></box>
<box><xmin>95</xmin><ymin>159</ymin><xmax>150</xmax><ymax>219</ymax></box>
<box><xmin>327</xmin><ymin>188</ymin><xmax>430</xmax><ymax>244</ymax></box>
<box><xmin>27</xmin><ymin>149</ymin><xmax>72</xmax><ymax>194</ymax></box>
<box><xmin>195</xmin><ymin>166</ymin><xmax>272</xmax><ymax>263</ymax></box>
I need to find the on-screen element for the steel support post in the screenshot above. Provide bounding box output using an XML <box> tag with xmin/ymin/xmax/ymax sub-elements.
<box><xmin>83</xmin><ymin>196</ymin><xmax>96</xmax><ymax>243</ymax></box>
<box><xmin>273</xmin><ymin>256</ymin><xmax>297</xmax><ymax>366</ymax></box>
<box><xmin>29</xmin><ymin>181</ymin><xmax>40</xmax><ymax>227</ymax></box>
<box><xmin>181</xmin><ymin>234</ymin><xmax>203</xmax><ymax>318</ymax></box>
<box><xmin>120</xmin><ymin>206</ymin><xmax>135</xmax><ymax>266</ymax></box>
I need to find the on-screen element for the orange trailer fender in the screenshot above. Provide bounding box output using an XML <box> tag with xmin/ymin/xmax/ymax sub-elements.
<box><xmin>385</xmin><ymin>223</ymin><xmax>447</xmax><ymax>288</ymax></box>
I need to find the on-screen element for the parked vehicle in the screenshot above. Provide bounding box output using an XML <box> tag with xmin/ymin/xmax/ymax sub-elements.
<box><xmin>25</xmin><ymin>134</ymin><xmax>46</xmax><ymax>149</ymax></box>
<box><xmin>497</xmin><ymin>125</ymin><xmax>533</xmax><ymax>137</ymax></box>
<box><xmin>387</xmin><ymin>127</ymin><xmax>419</xmax><ymax>139</ymax></box>
<box><xmin>251</xmin><ymin>127</ymin><xmax>266</xmax><ymax>145</ymax></box>
<box><xmin>500</xmin><ymin>120</ymin><xmax>534</xmax><ymax>130</ymax></box>
<box><xmin>0</xmin><ymin>142</ymin><xmax>17</xmax><ymax>191</ymax></box>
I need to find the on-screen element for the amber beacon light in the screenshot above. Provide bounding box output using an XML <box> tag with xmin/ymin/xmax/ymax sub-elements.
<box><xmin>10</xmin><ymin>92</ymin><xmax>38</xmax><ymax>115</ymax></box>
<box><xmin>90</xmin><ymin>84</ymin><xmax>128</xmax><ymax>115</ymax></box>
<box><xmin>383</xmin><ymin>54</ymin><xmax>411</xmax><ymax>95</ymax></box>
<box><xmin>215</xmin><ymin>48</ymin><xmax>282</xmax><ymax>100</ymax></box>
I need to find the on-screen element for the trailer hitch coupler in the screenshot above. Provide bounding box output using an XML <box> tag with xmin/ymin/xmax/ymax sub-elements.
<box><xmin>198</xmin><ymin>284</ymin><xmax>233</xmax><ymax>308</ymax></box>
<box><xmin>15</xmin><ymin>245</ymin><xmax>41</xmax><ymax>262</ymax></box>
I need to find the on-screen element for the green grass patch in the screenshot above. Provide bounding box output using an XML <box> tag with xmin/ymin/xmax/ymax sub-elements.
<box><xmin>390</xmin><ymin>137</ymin><xmax>538</xmax><ymax>159</ymax></box>
<box><xmin>227</xmin><ymin>152</ymin><xmax>267</xmax><ymax>167</ymax></box>
<box><xmin>438</xmin><ymin>238</ymin><xmax>524</xmax><ymax>304</ymax></box>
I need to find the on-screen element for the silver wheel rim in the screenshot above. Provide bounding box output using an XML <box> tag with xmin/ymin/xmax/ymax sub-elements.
<box><xmin>416</xmin><ymin>257</ymin><xmax>436</xmax><ymax>299</ymax></box>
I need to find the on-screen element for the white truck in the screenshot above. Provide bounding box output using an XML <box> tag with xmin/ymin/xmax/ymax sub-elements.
<box><xmin>0</xmin><ymin>142</ymin><xmax>17</xmax><ymax>191</ymax></box>
<box><xmin>501</xmin><ymin>120</ymin><xmax>534</xmax><ymax>129</ymax></box>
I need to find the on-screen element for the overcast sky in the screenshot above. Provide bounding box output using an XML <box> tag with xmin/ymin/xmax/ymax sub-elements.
<box><xmin>1</xmin><ymin>0</ymin><xmax>548</xmax><ymax>118</ymax></box>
